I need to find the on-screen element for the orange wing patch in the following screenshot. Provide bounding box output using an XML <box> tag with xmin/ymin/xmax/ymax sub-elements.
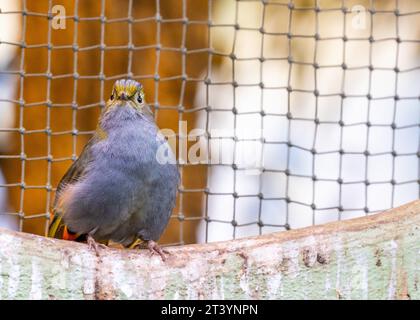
<box><xmin>63</xmin><ymin>226</ymin><xmax>79</xmax><ymax>241</ymax></box>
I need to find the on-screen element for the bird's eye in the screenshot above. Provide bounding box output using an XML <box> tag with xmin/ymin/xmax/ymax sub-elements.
<box><xmin>110</xmin><ymin>94</ymin><xmax>114</xmax><ymax>100</ymax></box>
<box><xmin>137</xmin><ymin>95</ymin><xmax>143</xmax><ymax>103</ymax></box>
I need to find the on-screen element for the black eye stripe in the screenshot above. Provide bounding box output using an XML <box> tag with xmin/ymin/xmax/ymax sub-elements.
<box><xmin>110</xmin><ymin>94</ymin><xmax>114</xmax><ymax>100</ymax></box>
<box><xmin>137</xmin><ymin>95</ymin><xmax>143</xmax><ymax>103</ymax></box>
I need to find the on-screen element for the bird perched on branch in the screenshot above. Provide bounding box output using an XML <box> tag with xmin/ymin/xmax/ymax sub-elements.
<box><xmin>49</xmin><ymin>79</ymin><xmax>179</xmax><ymax>260</ymax></box>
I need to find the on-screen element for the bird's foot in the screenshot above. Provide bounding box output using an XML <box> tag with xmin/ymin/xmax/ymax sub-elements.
<box><xmin>146</xmin><ymin>240</ymin><xmax>170</xmax><ymax>261</ymax></box>
<box><xmin>87</xmin><ymin>234</ymin><xmax>107</xmax><ymax>256</ymax></box>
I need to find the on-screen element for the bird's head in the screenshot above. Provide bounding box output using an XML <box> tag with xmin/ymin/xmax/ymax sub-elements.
<box><xmin>106</xmin><ymin>79</ymin><xmax>149</xmax><ymax>113</ymax></box>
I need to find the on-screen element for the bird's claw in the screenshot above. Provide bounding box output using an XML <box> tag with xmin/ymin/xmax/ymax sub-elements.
<box><xmin>146</xmin><ymin>240</ymin><xmax>169</xmax><ymax>261</ymax></box>
<box><xmin>87</xmin><ymin>235</ymin><xmax>107</xmax><ymax>256</ymax></box>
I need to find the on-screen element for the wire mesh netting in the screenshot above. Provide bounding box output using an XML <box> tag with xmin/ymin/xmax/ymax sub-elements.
<box><xmin>0</xmin><ymin>0</ymin><xmax>419</xmax><ymax>245</ymax></box>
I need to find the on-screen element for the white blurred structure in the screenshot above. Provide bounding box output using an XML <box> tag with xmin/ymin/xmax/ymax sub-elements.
<box><xmin>196</xmin><ymin>0</ymin><xmax>419</xmax><ymax>242</ymax></box>
<box><xmin>0</xmin><ymin>0</ymin><xmax>20</xmax><ymax>229</ymax></box>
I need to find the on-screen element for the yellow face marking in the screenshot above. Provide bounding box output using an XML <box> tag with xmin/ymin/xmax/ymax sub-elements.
<box><xmin>104</xmin><ymin>79</ymin><xmax>148</xmax><ymax>114</ymax></box>
<box><xmin>113</xmin><ymin>79</ymin><xmax>142</xmax><ymax>100</ymax></box>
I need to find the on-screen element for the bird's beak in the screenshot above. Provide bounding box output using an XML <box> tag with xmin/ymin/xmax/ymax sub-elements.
<box><xmin>120</xmin><ymin>92</ymin><xmax>128</xmax><ymax>100</ymax></box>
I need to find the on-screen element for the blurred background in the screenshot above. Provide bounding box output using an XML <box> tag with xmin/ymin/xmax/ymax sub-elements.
<box><xmin>0</xmin><ymin>0</ymin><xmax>418</xmax><ymax>245</ymax></box>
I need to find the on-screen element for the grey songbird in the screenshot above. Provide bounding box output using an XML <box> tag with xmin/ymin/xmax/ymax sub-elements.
<box><xmin>49</xmin><ymin>79</ymin><xmax>179</xmax><ymax>260</ymax></box>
